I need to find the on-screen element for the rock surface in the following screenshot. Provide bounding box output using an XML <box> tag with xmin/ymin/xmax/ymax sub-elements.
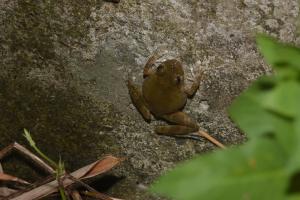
<box><xmin>0</xmin><ymin>0</ymin><xmax>299</xmax><ymax>199</ymax></box>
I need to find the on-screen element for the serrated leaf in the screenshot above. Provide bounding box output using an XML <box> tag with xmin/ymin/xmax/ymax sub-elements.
<box><xmin>229</xmin><ymin>78</ymin><xmax>298</xmax><ymax>154</ymax></box>
<box><xmin>286</xmin><ymin>195</ymin><xmax>300</xmax><ymax>200</ymax></box>
<box><xmin>273</xmin><ymin>116</ymin><xmax>296</xmax><ymax>156</ymax></box>
<box><xmin>257</xmin><ymin>35</ymin><xmax>300</xmax><ymax>71</ymax></box>
<box><xmin>263</xmin><ymin>81</ymin><xmax>300</xmax><ymax>118</ymax></box>
<box><xmin>287</xmin><ymin>114</ymin><xmax>300</xmax><ymax>173</ymax></box>
<box><xmin>229</xmin><ymin>89</ymin><xmax>275</xmax><ymax>138</ymax></box>
<box><xmin>151</xmin><ymin>139</ymin><xmax>288</xmax><ymax>200</ymax></box>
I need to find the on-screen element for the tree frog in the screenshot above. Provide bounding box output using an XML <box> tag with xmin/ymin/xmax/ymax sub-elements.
<box><xmin>127</xmin><ymin>55</ymin><xmax>202</xmax><ymax>135</ymax></box>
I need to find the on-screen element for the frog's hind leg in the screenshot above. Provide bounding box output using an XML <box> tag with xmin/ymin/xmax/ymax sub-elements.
<box><xmin>127</xmin><ymin>79</ymin><xmax>151</xmax><ymax>122</ymax></box>
<box><xmin>155</xmin><ymin>111</ymin><xmax>199</xmax><ymax>135</ymax></box>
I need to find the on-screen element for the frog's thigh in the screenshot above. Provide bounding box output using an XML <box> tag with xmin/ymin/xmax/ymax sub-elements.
<box><xmin>127</xmin><ymin>80</ymin><xmax>151</xmax><ymax>122</ymax></box>
<box><xmin>155</xmin><ymin>112</ymin><xmax>199</xmax><ymax>135</ymax></box>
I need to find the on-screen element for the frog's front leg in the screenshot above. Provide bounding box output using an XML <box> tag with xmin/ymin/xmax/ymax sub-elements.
<box><xmin>143</xmin><ymin>54</ymin><xmax>159</xmax><ymax>78</ymax></box>
<box><xmin>127</xmin><ymin>79</ymin><xmax>151</xmax><ymax>122</ymax></box>
<box><xmin>155</xmin><ymin>111</ymin><xmax>199</xmax><ymax>135</ymax></box>
<box><xmin>185</xmin><ymin>68</ymin><xmax>204</xmax><ymax>97</ymax></box>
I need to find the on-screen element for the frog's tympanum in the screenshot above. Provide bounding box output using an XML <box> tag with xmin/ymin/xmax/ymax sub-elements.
<box><xmin>127</xmin><ymin>55</ymin><xmax>203</xmax><ymax>136</ymax></box>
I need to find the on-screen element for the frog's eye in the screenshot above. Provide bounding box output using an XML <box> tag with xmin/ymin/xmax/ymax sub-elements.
<box><xmin>156</xmin><ymin>64</ymin><xmax>164</xmax><ymax>74</ymax></box>
<box><xmin>175</xmin><ymin>75</ymin><xmax>182</xmax><ymax>85</ymax></box>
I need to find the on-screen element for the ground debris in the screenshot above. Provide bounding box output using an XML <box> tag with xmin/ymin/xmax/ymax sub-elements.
<box><xmin>0</xmin><ymin>142</ymin><xmax>124</xmax><ymax>200</ymax></box>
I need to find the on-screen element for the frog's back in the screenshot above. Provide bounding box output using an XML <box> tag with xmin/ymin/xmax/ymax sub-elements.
<box><xmin>142</xmin><ymin>76</ymin><xmax>187</xmax><ymax>116</ymax></box>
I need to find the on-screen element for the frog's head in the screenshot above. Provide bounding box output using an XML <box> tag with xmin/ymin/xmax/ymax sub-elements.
<box><xmin>156</xmin><ymin>59</ymin><xmax>184</xmax><ymax>86</ymax></box>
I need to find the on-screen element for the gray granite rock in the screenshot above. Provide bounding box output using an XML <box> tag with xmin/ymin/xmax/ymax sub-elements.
<box><xmin>0</xmin><ymin>0</ymin><xmax>298</xmax><ymax>199</ymax></box>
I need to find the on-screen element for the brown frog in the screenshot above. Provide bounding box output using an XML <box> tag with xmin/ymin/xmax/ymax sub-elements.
<box><xmin>127</xmin><ymin>55</ymin><xmax>203</xmax><ymax>136</ymax></box>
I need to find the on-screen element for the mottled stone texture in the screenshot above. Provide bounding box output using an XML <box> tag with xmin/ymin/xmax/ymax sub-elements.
<box><xmin>0</xmin><ymin>0</ymin><xmax>298</xmax><ymax>199</ymax></box>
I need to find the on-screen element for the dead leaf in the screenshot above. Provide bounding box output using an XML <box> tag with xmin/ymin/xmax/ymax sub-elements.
<box><xmin>81</xmin><ymin>155</ymin><xmax>124</xmax><ymax>180</ymax></box>
<box><xmin>9</xmin><ymin>155</ymin><xmax>124</xmax><ymax>200</ymax></box>
<box><xmin>0</xmin><ymin>172</ymin><xmax>30</xmax><ymax>185</ymax></box>
<box><xmin>70</xmin><ymin>190</ymin><xmax>83</xmax><ymax>200</ymax></box>
<box><xmin>82</xmin><ymin>191</ymin><xmax>124</xmax><ymax>200</ymax></box>
<box><xmin>0</xmin><ymin>187</ymin><xmax>18</xmax><ymax>198</ymax></box>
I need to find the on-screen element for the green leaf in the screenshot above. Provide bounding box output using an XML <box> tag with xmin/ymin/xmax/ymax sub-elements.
<box><xmin>287</xmin><ymin>114</ymin><xmax>300</xmax><ymax>173</ymax></box>
<box><xmin>286</xmin><ymin>195</ymin><xmax>300</xmax><ymax>200</ymax></box>
<box><xmin>273</xmin><ymin>116</ymin><xmax>296</xmax><ymax>156</ymax></box>
<box><xmin>23</xmin><ymin>128</ymin><xmax>36</xmax><ymax>146</ymax></box>
<box><xmin>229</xmin><ymin>78</ymin><xmax>299</xmax><ymax>154</ymax></box>
<box><xmin>151</xmin><ymin>139</ymin><xmax>288</xmax><ymax>200</ymax></box>
<box><xmin>257</xmin><ymin>35</ymin><xmax>300</xmax><ymax>71</ymax></box>
<box><xmin>263</xmin><ymin>81</ymin><xmax>300</xmax><ymax>118</ymax></box>
<box><xmin>229</xmin><ymin>88</ymin><xmax>275</xmax><ymax>138</ymax></box>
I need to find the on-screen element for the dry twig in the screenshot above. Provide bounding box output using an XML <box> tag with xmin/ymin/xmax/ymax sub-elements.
<box><xmin>197</xmin><ymin>130</ymin><xmax>226</xmax><ymax>149</ymax></box>
<box><xmin>7</xmin><ymin>156</ymin><xmax>123</xmax><ymax>200</ymax></box>
<box><xmin>0</xmin><ymin>163</ymin><xmax>18</xmax><ymax>197</ymax></box>
<box><xmin>0</xmin><ymin>142</ymin><xmax>55</xmax><ymax>174</ymax></box>
<box><xmin>0</xmin><ymin>142</ymin><xmax>124</xmax><ymax>200</ymax></box>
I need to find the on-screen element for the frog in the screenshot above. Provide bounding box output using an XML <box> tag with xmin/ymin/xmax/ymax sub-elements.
<box><xmin>127</xmin><ymin>54</ymin><xmax>203</xmax><ymax>136</ymax></box>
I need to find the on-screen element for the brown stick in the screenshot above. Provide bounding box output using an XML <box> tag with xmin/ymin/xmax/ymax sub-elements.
<box><xmin>70</xmin><ymin>190</ymin><xmax>83</xmax><ymax>200</ymax></box>
<box><xmin>8</xmin><ymin>164</ymin><xmax>94</xmax><ymax>200</ymax></box>
<box><xmin>0</xmin><ymin>142</ymin><xmax>55</xmax><ymax>174</ymax></box>
<box><xmin>0</xmin><ymin>163</ymin><xmax>18</xmax><ymax>197</ymax></box>
<box><xmin>7</xmin><ymin>156</ymin><xmax>122</xmax><ymax>200</ymax></box>
<box><xmin>66</xmin><ymin>174</ymin><xmax>113</xmax><ymax>200</ymax></box>
<box><xmin>197</xmin><ymin>130</ymin><xmax>226</xmax><ymax>149</ymax></box>
<box><xmin>82</xmin><ymin>191</ymin><xmax>124</xmax><ymax>200</ymax></box>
